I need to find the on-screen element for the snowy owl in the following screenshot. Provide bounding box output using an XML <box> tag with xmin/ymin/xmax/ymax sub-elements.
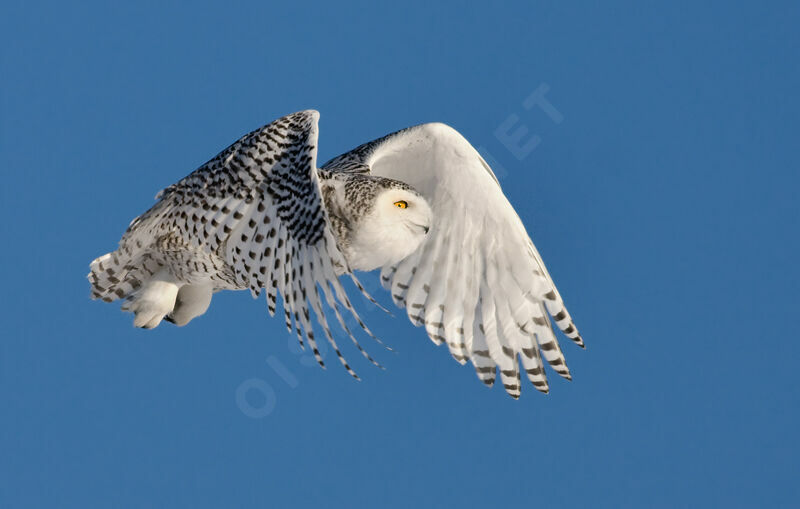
<box><xmin>89</xmin><ymin>110</ymin><xmax>583</xmax><ymax>398</ymax></box>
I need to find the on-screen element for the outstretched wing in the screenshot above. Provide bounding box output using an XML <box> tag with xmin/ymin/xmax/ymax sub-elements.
<box><xmin>323</xmin><ymin>122</ymin><xmax>584</xmax><ymax>397</ymax></box>
<box><xmin>125</xmin><ymin>110</ymin><xmax>378</xmax><ymax>378</ymax></box>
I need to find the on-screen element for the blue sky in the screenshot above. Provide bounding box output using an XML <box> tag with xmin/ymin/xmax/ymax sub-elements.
<box><xmin>2</xmin><ymin>1</ymin><xmax>798</xmax><ymax>507</ymax></box>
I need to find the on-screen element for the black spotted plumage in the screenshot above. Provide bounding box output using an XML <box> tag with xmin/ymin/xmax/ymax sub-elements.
<box><xmin>89</xmin><ymin>110</ymin><xmax>379</xmax><ymax>380</ymax></box>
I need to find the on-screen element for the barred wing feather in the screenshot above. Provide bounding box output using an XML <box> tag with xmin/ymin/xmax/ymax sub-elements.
<box><xmin>323</xmin><ymin>122</ymin><xmax>584</xmax><ymax>397</ymax></box>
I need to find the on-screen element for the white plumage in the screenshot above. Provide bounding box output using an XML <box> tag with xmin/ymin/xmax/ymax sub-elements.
<box><xmin>89</xmin><ymin>110</ymin><xmax>583</xmax><ymax>398</ymax></box>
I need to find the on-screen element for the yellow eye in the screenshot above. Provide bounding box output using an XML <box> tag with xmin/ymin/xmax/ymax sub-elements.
<box><xmin>394</xmin><ymin>200</ymin><xmax>408</xmax><ymax>209</ymax></box>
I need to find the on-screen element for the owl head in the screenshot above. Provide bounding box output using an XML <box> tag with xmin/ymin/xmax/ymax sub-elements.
<box><xmin>346</xmin><ymin>181</ymin><xmax>432</xmax><ymax>271</ymax></box>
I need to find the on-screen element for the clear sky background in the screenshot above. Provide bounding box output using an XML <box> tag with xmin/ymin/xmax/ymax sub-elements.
<box><xmin>2</xmin><ymin>1</ymin><xmax>798</xmax><ymax>507</ymax></box>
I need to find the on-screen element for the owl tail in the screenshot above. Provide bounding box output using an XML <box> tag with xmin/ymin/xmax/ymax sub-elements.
<box><xmin>89</xmin><ymin>250</ymin><xmax>212</xmax><ymax>328</ymax></box>
<box><xmin>88</xmin><ymin>249</ymin><xmax>155</xmax><ymax>303</ymax></box>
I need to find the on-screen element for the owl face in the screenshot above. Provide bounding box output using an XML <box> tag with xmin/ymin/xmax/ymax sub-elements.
<box><xmin>378</xmin><ymin>187</ymin><xmax>432</xmax><ymax>235</ymax></box>
<box><xmin>346</xmin><ymin>187</ymin><xmax>432</xmax><ymax>271</ymax></box>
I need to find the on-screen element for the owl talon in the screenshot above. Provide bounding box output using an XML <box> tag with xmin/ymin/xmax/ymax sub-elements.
<box><xmin>132</xmin><ymin>303</ymin><xmax>172</xmax><ymax>329</ymax></box>
<box><xmin>127</xmin><ymin>269</ymin><xmax>180</xmax><ymax>329</ymax></box>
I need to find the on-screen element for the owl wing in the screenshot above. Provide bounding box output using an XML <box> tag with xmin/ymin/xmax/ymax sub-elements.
<box><xmin>322</xmin><ymin>122</ymin><xmax>584</xmax><ymax>397</ymax></box>
<box><xmin>125</xmin><ymin>110</ymin><xmax>379</xmax><ymax>378</ymax></box>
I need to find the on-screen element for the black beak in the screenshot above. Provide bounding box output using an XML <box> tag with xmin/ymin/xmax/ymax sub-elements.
<box><xmin>411</xmin><ymin>223</ymin><xmax>430</xmax><ymax>234</ymax></box>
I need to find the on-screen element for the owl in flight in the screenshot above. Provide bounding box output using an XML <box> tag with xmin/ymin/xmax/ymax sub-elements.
<box><xmin>89</xmin><ymin>110</ymin><xmax>583</xmax><ymax>398</ymax></box>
